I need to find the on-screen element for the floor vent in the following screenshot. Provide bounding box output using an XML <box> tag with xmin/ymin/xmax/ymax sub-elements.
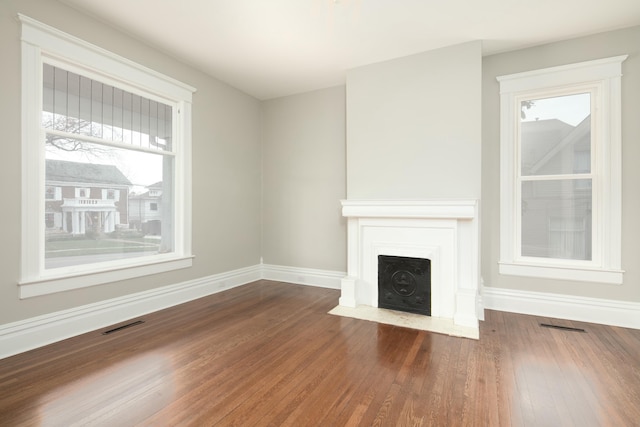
<box><xmin>539</xmin><ymin>323</ymin><xmax>586</xmax><ymax>333</ymax></box>
<box><xmin>102</xmin><ymin>320</ymin><xmax>145</xmax><ymax>335</ymax></box>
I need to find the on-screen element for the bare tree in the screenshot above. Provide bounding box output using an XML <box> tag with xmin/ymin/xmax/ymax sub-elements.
<box><xmin>521</xmin><ymin>100</ymin><xmax>535</xmax><ymax>120</ymax></box>
<box><xmin>44</xmin><ymin>114</ymin><xmax>118</xmax><ymax>161</ymax></box>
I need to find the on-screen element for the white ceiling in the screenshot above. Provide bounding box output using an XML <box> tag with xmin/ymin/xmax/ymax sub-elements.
<box><xmin>60</xmin><ymin>0</ymin><xmax>640</xmax><ymax>100</ymax></box>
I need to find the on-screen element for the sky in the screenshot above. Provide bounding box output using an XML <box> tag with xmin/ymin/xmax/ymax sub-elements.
<box><xmin>521</xmin><ymin>92</ymin><xmax>591</xmax><ymax>126</ymax></box>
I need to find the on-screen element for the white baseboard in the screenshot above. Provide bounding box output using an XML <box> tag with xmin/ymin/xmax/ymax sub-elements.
<box><xmin>261</xmin><ymin>264</ymin><xmax>345</xmax><ymax>290</ymax></box>
<box><xmin>0</xmin><ymin>264</ymin><xmax>261</xmax><ymax>360</ymax></box>
<box><xmin>8</xmin><ymin>266</ymin><xmax>637</xmax><ymax>360</ymax></box>
<box><xmin>483</xmin><ymin>286</ymin><xmax>640</xmax><ymax>329</ymax></box>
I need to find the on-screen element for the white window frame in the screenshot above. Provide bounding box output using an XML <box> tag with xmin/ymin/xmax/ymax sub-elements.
<box><xmin>45</xmin><ymin>186</ymin><xmax>61</xmax><ymax>200</ymax></box>
<box><xmin>20</xmin><ymin>15</ymin><xmax>195</xmax><ymax>298</ymax></box>
<box><xmin>102</xmin><ymin>189</ymin><xmax>120</xmax><ymax>200</ymax></box>
<box><xmin>75</xmin><ymin>187</ymin><xmax>91</xmax><ymax>199</ymax></box>
<box><xmin>497</xmin><ymin>56</ymin><xmax>626</xmax><ymax>284</ymax></box>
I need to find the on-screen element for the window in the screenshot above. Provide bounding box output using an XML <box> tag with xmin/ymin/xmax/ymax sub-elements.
<box><xmin>20</xmin><ymin>15</ymin><xmax>195</xmax><ymax>298</ymax></box>
<box><xmin>150</xmin><ymin>203</ymin><xmax>158</xmax><ymax>211</ymax></box>
<box><xmin>75</xmin><ymin>188</ymin><xmax>91</xmax><ymax>199</ymax></box>
<box><xmin>103</xmin><ymin>189</ymin><xmax>119</xmax><ymax>200</ymax></box>
<box><xmin>45</xmin><ymin>186</ymin><xmax>61</xmax><ymax>200</ymax></box>
<box><xmin>497</xmin><ymin>56</ymin><xmax>626</xmax><ymax>284</ymax></box>
<box><xmin>45</xmin><ymin>213</ymin><xmax>55</xmax><ymax>228</ymax></box>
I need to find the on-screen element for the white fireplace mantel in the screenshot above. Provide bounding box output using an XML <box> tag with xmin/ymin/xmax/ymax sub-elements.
<box><xmin>341</xmin><ymin>199</ymin><xmax>477</xmax><ymax>219</ymax></box>
<box><xmin>339</xmin><ymin>199</ymin><xmax>482</xmax><ymax>336</ymax></box>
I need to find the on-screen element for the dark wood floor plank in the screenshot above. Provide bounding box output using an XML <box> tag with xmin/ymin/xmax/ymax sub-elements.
<box><xmin>277</xmin><ymin>321</ymin><xmax>379</xmax><ymax>426</ymax></box>
<box><xmin>338</xmin><ymin>325</ymin><xmax>423</xmax><ymax>425</ymax></box>
<box><xmin>1</xmin><ymin>280</ymin><xmax>640</xmax><ymax>426</ymax></box>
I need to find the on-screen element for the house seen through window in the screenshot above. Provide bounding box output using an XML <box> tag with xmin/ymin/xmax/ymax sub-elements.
<box><xmin>43</xmin><ymin>64</ymin><xmax>172</xmax><ymax>269</ymax></box>
<box><xmin>519</xmin><ymin>92</ymin><xmax>592</xmax><ymax>261</ymax></box>
<box><xmin>20</xmin><ymin>14</ymin><xmax>195</xmax><ymax>298</ymax></box>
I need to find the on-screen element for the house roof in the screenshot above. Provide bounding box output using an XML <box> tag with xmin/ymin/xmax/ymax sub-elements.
<box><xmin>129</xmin><ymin>181</ymin><xmax>163</xmax><ymax>199</ymax></box>
<box><xmin>46</xmin><ymin>159</ymin><xmax>132</xmax><ymax>186</ymax></box>
<box><xmin>530</xmin><ymin>116</ymin><xmax>591</xmax><ymax>174</ymax></box>
<box><xmin>520</xmin><ymin>119</ymin><xmax>575</xmax><ymax>168</ymax></box>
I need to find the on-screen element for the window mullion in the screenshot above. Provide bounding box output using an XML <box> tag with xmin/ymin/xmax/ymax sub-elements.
<box><xmin>520</xmin><ymin>173</ymin><xmax>593</xmax><ymax>181</ymax></box>
<box><xmin>43</xmin><ymin>128</ymin><xmax>176</xmax><ymax>157</ymax></box>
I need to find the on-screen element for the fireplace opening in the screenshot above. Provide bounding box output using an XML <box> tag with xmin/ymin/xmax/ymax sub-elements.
<box><xmin>378</xmin><ymin>255</ymin><xmax>431</xmax><ymax>316</ymax></box>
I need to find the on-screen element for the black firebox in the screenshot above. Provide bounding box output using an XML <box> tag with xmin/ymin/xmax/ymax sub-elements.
<box><xmin>378</xmin><ymin>255</ymin><xmax>431</xmax><ymax>316</ymax></box>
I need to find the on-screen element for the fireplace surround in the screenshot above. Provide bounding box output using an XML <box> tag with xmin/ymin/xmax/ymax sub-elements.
<box><xmin>338</xmin><ymin>200</ymin><xmax>482</xmax><ymax>338</ymax></box>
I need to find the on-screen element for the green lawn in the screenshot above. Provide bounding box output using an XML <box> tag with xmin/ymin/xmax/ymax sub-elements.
<box><xmin>45</xmin><ymin>237</ymin><xmax>160</xmax><ymax>258</ymax></box>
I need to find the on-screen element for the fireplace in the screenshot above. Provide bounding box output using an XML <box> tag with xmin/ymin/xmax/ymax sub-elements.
<box><xmin>337</xmin><ymin>200</ymin><xmax>482</xmax><ymax>338</ymax></box>
<box><xmin>378</xmin><ymin>255</ymin><xmax>431</xmax><ymax>316</ymax></box>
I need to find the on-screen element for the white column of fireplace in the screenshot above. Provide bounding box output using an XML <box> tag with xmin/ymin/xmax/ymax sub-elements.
<box><xmin>339</xmin><ymin>200</ymin><xmax>482</xmax><ymax>334</ymax></box>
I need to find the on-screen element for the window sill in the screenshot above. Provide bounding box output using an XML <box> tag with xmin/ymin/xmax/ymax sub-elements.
<box><xmin>499</xmin><ymin>261</ymin><xmax>624</xmax><ymax>285</ymax></box>
<box><xmin>19</xmin><ymin>256</ymin><xmax>194</xmax><ymax>299</ymax></box>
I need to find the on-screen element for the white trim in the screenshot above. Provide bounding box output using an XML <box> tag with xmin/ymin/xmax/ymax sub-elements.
<box><xmin>1</xmin><ymin>264</ymin><xmax>347</xmax><ymax>359</ymax></box>
<box><xmin>44</xmin><ymin>128</ymin><xmax>177</xmax><ymax>157</ymax></box>
<box><xmin>261</xmin><ymin>264</ymin><xmax>344</xmax><ymax>289</ymax></box>
<box><xmin>21</xmin><ymin>38</ymin><xmax>43</xmax><ymax>284</ymax></box>
<box><xmin>18</xmin><ymin>14</ymin><xmax>195</xmax><ymax>100</ymax></box>
<box><xmin>341</xmin><ymin>199</ymin><xmax>476</xmax><ymax>219</ymax></box>
<box><xmin>498</xmin><ymin>56</ymin><xmax>625</xmax><ymax>283</ymax></box>
<box><xmin>19</xmin><ymin>15</ymin><xmax>195</xmax><ymax>296</ymax></box>
<box><xmin>0</xmin><ymin>265</ymin><xmax>261</xmax><ymax>360</ymax></box>
<box><xmin>498</xmin><ymin>261</ymin><xmax>624</xmax><ymax>285</ymax></box>
<box><xmin>497</xmin><ymin>55</ymin><xmax>628</xmax><ymax>93</ymax></box>
<box><xmin>483</xmin><ymin>286</ymin><xmax>640</xmax><ymax>329</ymax></box>
<box><xmin>19</xmin><ymin>256</ymin><xmax>195</xmax><ymax>299</ymax></box>
<box><xmin>6</xmin><ymin>266</ymin><xmax>638</xmax><ymax>360</ymax></box>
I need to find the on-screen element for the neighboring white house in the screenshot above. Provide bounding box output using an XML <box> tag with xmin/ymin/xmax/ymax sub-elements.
<box><xmin>45</xmin><ymin>159</ymin><xmax>131</xmax><ymax>235</ymax></box>
<box><xmin>520</xmin><ymin>117</ymin><xmax>592</xmax><ymax>260</ymax></box>
<box><xmin>129</xmin><ymin>181</ymin><xmax>163</xmax><ymax>235</ymax></box>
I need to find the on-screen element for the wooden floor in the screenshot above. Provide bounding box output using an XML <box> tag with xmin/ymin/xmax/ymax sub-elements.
<box><xmin>1</xmin><ymin>281</ymin><xmax>639</xmax><ymax>426</ymax></box>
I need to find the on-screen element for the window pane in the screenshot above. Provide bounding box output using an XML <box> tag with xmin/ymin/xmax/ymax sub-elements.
<box><xmin>520</xmin><ymin>93</ymin><xmax>590</xmax><ymax>176</ymax></box>
<box><xmin>42</xmin><ymin>64</ymin><xmax>173</xmax><ymax>152</ymax></box>
<box><xmin>521</xmin><ymin>179</ymin><xmax>592</xmax><ymax>260</ymax></box>
<box><xmin>44</xmin><ymin>139</ymin><xmax>173</xmax><ymax>270</ymax></box>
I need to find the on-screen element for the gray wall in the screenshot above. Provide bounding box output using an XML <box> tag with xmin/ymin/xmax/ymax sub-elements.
<box><xmin>346</xmin><ymin>41</ymin><xmax>482</xmax><ymax>200</ymax></box>
<box><xmin>482</xmin><ymin>26</ymin><xmax>640</xmax><ymax>302</ymax></box>
<box><xmin>0</xmin><ymin>0</ymin><xmax>262</xmax><ymax>324</ymax></box>
<box><xmin>261</xmin><ymin>87</ymin><xmax>347</xmax><ymax>272</ymax></box>
<box><xmin>1</xmin><ymin>0</ymin><xmax>637</xmax><ymax>331</ymax></box>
